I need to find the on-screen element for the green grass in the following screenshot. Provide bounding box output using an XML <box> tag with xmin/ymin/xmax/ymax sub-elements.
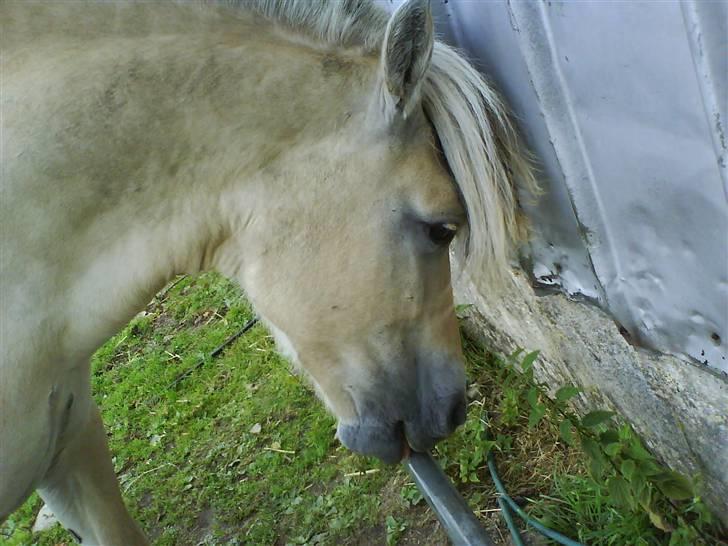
<box><xmin>2</xmin><ymin>273</ymin><xmax>723</xmax><ymax>545</ymax></box>
<box><xmin>531</xmin><ymin>473</ymin><xmax>662</xmax><ymax>545</ymax></box>
<box><xmin>443</xmin><ymin>339</ymin><xmax>724</xmax><ymax>546</ymax></box>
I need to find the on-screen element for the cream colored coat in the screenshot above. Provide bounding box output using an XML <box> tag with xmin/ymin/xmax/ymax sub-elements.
<box><xmin>0</xmin><ymin>1</ymin><xmax>534</xmax><ymax>543</ymax></box>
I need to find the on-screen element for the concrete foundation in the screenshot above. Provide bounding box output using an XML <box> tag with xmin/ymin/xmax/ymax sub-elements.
<box><xmin>453</xmin><ymin>270</ymin><xmax>728</xmax><ymax>525</ymax></box>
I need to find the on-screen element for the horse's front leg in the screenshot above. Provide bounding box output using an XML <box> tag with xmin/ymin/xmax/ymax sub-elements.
<box><xmin>38</xmin><ymin>400</ymin><xmax>148</xmax><ymax>545</ymax></box>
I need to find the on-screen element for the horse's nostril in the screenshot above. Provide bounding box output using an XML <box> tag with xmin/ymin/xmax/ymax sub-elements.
<box><xmin>448</xmin><ymin>396</ymin><xmax>467</xmax><ymax>430</ymax></box>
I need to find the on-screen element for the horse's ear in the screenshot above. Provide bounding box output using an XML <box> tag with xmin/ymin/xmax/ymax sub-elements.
<box><xmin>379</xmin><ymin>0</ymin><xmax>434</xmax><ymax>121</ymax></box>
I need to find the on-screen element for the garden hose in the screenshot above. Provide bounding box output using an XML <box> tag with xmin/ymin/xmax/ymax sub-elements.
<box><xmin>495</xmin><ymin>494</ymin><xmax>526</xmax><ymax>546</ymax></box>
<box><xmin>487</xmin><ymin>452</ymin><xmax>586</xmax><ymax>546</ymax></box>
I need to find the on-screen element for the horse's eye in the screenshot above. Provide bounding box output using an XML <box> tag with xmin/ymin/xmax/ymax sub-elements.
<box><xmin>427</xmin><ymin>223</ymin><xmax>457</xmax><ymax>246</ymax></box>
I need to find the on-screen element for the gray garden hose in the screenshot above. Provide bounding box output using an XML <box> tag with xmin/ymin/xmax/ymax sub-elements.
<box><xmin>403</xmin><ymin>449</ymin><xmax>586</xmax><ymax>546</ymax></box>
<box><xmin>404</xmin><ymin>451</ymin><xmax>495</xmax><ymax>546</ymax></box>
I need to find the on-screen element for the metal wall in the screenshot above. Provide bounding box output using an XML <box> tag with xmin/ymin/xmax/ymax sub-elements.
<box><xmin>382</xmin><ymin>0</ymin><xmax>728</xmax><ymax>373</ymax></box>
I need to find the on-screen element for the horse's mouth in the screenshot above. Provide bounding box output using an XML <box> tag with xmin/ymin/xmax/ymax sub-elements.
<box><xmin>397</xmin><ymin>420</ymin><xmax>412</xmax><ymax>462</ymax></box>
<box><xmin>400</xmin><ymin>438</ymin><xmax>412</xmax><ymax>461</ymax></box>
<box><xmin>336</xmin><ymin>418</ymin><xmax>435</xmax><ymax>464</ymax></box>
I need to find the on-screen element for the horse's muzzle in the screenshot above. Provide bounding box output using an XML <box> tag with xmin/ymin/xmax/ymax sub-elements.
<box><xmin>336</xmin><ymin>391</ymin><xmax>467</xmax><ymax>463</ymax></box>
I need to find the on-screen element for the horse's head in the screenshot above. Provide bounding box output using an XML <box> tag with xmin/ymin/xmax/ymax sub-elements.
<box><xmin>252</xmin><ymin>120</ymin><xmax>468</xmax><ymax>463</ymax></box>
<box><xmin>234</xmin><ymin>0</ymin><xmax>528</xmax><ymax>463</ymax></box>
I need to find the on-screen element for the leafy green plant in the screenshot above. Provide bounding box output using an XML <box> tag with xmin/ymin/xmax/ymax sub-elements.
<box><xmin>400</xmin><ymin>484</ymin><xmax>423</xmax><ymax>507</ymax></box>
<box><xmin>478</xmin><ymin>347</ymin><xmax>724</xmax><ymax>545</ymax></box>
<box><xmin>385</xmin><ymin>515</ymin><xmax>406</xmax><ymax>546</ymax></box>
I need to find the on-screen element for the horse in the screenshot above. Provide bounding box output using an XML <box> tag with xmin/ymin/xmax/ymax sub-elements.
<box><xmin>0</xmin><ymin>0</ymin><xmax>536</xmax><ymax>543</ymax></box>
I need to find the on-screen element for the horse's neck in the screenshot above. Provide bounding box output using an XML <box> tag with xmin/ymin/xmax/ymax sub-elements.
<box><xmin>3</xmin><ymin>4</ymin><xmax>375</xmax><ymax>360</ymax></box>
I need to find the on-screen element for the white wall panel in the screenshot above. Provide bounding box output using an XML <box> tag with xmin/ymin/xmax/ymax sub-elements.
<box><xmin>381</xmin><ymin>0</ymin><xmax>728</xmax><ymax>373</ymax></box>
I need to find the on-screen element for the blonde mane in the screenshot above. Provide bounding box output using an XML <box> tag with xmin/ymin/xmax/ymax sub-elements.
<box><xmin>239</xmin><ymin>0</ymin><xmax>539</xmax><ymax>282</ymax></box>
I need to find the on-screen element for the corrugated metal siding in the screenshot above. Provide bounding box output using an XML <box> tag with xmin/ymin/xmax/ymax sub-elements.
<box><xmin>381</xmin><ymin>0</ymin><xmax>728</xmax><ymax>373</ymax></box>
